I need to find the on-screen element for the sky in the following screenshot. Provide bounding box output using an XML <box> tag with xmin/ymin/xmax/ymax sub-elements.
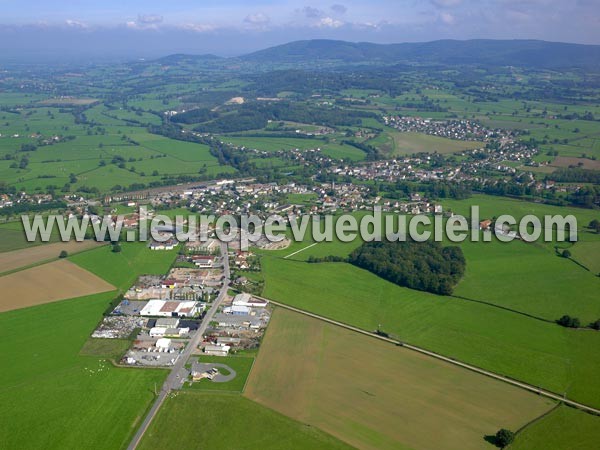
<box><xmin>0</xmin><ymin>0</ymin><xmax>599</xmax><ymax>61</ymax></box>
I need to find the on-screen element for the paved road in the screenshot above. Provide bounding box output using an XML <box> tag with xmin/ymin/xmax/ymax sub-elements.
<box><xmin>128</xmin><ymin>241</ymin><xmax>230</xmax><ymax>450</ymax></box>
<box><xmin>257</xmin><ymin>295</ymin><xmax>600</xmax><ymax>417</ymax></box>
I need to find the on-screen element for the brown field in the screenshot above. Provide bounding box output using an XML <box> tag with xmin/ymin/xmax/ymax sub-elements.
<box><xmin>551</xmin><ymin>156</ymin><xmax>600</xmax><ymax>170</ymax></box>
<box><xmin>245</xmin><ymin>308</ymin><xmax>555</xmax><ymax>450</ymax></box>
<box><xmin>0</xmin><ymin>241</ymin><xmax>105</xmax><ymax>274</ymax></box>
<box><xmin>0</xmin><ymin>259</ymin><xmax>115</xmax><ymax>312</ymax></box>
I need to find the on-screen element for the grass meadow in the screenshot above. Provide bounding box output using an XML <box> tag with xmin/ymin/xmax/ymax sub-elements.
<box><xmin>257</xmin><ymin>253</ymin><xmax>600</xmax><ymax>409</ymax></box>
<box><xmin>0</xmin><ymin>292</ymin><xmax>166</xmax><ymax>450</ymax></box>
<box><xmin>137</xmin><ymin>392</ymin><xmax>353</xmax><ymax>450</ymax></box>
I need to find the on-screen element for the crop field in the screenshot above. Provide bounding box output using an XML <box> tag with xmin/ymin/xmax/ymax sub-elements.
<box><xmin>0</xmin><ymin>292</ymin><xmax>167</xmax><ymax>450</ymax></box>
<box><xmin>245</xmin><ymin>308</ymin><xmax>554</xmax><ymax>450</ymax></box>
<box><xmin>0</xmin><ymin>259</ymin><xmax>115</xmax><ymax>312</ymax></box>
<box><xmin>70</xmin><ymin>241</ymin><xmax>178</xmax><ymax>290</ymax></box>
<box><xmin>258</xmin><ymin>255</ymin><xmax>600</xmax><ymax>408</ymax></box>
<box><xmin>137</xmin><ymin>392</ymin><xmax>353</xmax><ymax>450</ymax></box>
<box><xmin>0</xmin><ymin>240</ymin><xmax>104</xmax><ymax>274</ymax></box>
<box><xmin>0</xmin><ymin>220</ymin><xmax>60</xmax><ymax>253</ymax></box>
<box><xmin>550</xmin><ymin>156</ymin><xmax>600</xmax><ymax>170</ymax></box>
<box><xmin>368</xmin><ymin>130</ymin><xmax>483</xmax><ymax>155</ymax></box>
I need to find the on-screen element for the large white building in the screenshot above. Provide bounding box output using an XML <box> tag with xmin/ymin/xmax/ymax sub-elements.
<box><xmin>140</xmin><ymin>300</ymin><xmax>199</xmax><ymax>317</ymax></box>
<box><xmin>232</xmin><ymin>293</ymin><xmax>268</xmax><ymax>308</ymax></box>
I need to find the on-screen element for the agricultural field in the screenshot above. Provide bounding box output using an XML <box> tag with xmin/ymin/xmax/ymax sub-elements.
<box><xmin>0</xmin><ymin>240</ymin><xmax>104</xmax><ymax>274</ymax></box>
<box><xmin>0</xmin><ymin>259</ymin><xmax>115</xmax><ymax>312</ymax></box>
<box><xmin>70</xmin><ymin>241</ymin><xmax>178</xmax><ymax>290</ymax></box>
<box><xmin>510</xmin><ymin>405</ymin><xmax>600</xmax><ymax>450</ymax></box>
<box><xmin>137</xmin><ymin>392</ymin><xmax>353</xmax><ymax>450</ymax></box>
<box><xmin>246</xmin><ymin>308</ymin><xmax>554</xmax><ymax>450</ymax></box>
<box><xmin>258</xmin><ymin>255</ymin><xmax>600</xmax><ymax>409</ymax></box>
<box><xmin>0</xmin><ymin>292</ymin><xmax>167</xmax><ymax>450</ymax></box>
<box><xmin>367</xmin><ymin>130</ymin><xmax>483</xmax><ymax>155</ymax></box>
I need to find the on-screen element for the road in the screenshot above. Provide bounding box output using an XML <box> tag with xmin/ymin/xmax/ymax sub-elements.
<box><xmin>256</xmin><ymin>295</ymin><xmax>600</xmax><ymax>417</ymax></box>
<box><xmin>127</xmin><ymin>241</ymin><xmax>230</xmax><ymax>450</ymax></box>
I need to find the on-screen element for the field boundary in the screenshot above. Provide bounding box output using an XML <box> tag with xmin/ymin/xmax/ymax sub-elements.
<box><xmin>255</xmin><ymin>295</ymin><xmax>600</xmax><ymax>416</ymax></box>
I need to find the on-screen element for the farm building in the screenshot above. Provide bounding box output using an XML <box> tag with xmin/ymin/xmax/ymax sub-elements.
<box><xmin>140</xmin><ymin>299</ymin><xmax>200</xmax><ymax>317</ymax></box>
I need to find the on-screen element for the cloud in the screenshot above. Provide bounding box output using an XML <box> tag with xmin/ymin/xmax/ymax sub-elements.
<box><xmin>180</xmin><ymin>23</ymin><xmax>218</xmax><ymax>33</ymax></box>
<box><xmin>440</xmin><ymin>12</ymin><xmax>456</xmax><ymax>24</ymax></box>
<box><xmin>331</xmin><ymin>4</ymin><xmax>348</xmax><ymax>15</ymax></box>
<box><xmin>137</xmin><ymin>14</ymin><xmax>163</xmax><ymax>25</ymax></box>
<box><xmin>301</xmin><ymin>6</ymin><xmax>324</xmax><ymax>19</ymax></box>
<box><xmin>244</xmin><ymin>13</ymin><xmax>270</xmax><ymax>28</ymax></box>
<box><xmin>318</xmin><ymin>17</ymin><xmax>344</xmax><ymax>28</ymax></box>
<box><xmin>65</xmin><ymin>19</ymin><xmax>87</xmax><ymax>29</ymax></box>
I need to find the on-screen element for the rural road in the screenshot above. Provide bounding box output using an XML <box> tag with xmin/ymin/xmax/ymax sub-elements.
<box><xmin>255</xmin><ymin>295</ymin><xmax>600</xmax><ymax>417</ymax></box>
<box><xmin>127</xmin><ymin>241</ymin><xmax>230</xmax><ymax>450</ymax></box>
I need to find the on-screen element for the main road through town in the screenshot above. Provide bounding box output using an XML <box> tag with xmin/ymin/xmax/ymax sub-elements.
<box><xmin>127</xmin><ymin>241</ymin><xmax>230</xmax><ymax>450</ymax></box>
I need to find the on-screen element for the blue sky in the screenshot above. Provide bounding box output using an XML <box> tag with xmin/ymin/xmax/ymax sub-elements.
<box><xmin>0</xmin><ymin>0</ymin><xmax>599</xmax><ymax>60</ymax></box>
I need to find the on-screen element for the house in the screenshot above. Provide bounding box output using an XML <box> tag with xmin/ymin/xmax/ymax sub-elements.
<box><xmin>161</xmin><ymin>279</ymin><xmax>177</xmax><ymax>289</ymax></box>
<box><xmin>204</xmin><ymin>344</ymin><xmax>230</xmax><ymax>356</ymax></box>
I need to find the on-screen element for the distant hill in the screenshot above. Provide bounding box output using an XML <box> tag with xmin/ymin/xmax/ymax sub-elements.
<box><xmin>239</xmin><ymin>39</ymin><xmax>600</xmax><ymax>69</ymax></box>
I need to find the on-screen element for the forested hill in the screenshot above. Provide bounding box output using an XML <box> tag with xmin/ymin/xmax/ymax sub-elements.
<box><xmin>239</xmin><ymin>39</ymin><xmax>600</xmax><ymax>69</ymax></box>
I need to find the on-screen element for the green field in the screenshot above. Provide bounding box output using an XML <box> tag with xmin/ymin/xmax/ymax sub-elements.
<box><xmin>510</xmin><ymin>406</ymin><xmax>600</xmax><ymax>450</ymax></box>
<box><xmin>185</xmin><ymin>355</ymin><xmax>254</xmax><ymax>392</ymax></box>
<box><xmin>258</xmin><ymin>255</ymin><xmax>600</xmax><ymax>409</ymax></box>
<box><xmin>70</xmin><ymin>241</ymin><xmax>178</xmax><ymax>290</ymax></box>
<box><xmin>0</xmin><ymin>292</ymin><xmax>166</xmax><ymax>450</ymax></box>
<box><xmin>245</xmin><ymin>308</ymin><xmax>554</xmax><ymax>450</ymax></box>
<box><xmin>137</xmin><ymin>392</ymin><xmax>353</xmax><ymax>450</ymax></box>
<box><xmin>368</xmin><ymin>130</ymin><xmax>483</xmax><ymax>155</ymax></box>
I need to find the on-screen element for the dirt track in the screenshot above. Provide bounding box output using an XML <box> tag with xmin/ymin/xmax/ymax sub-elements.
<box><xmin>0</xmin><ymin>241</ymin><xmax>104</xmax><ymax>274</ymax></box>
<box><xmin>0</xmin><ymin>259</ymin><xmax>115</xmax><ymax>312</ymax></box>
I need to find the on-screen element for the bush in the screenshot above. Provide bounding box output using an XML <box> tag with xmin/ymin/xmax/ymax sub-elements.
<box><xmin>111</xmin><ymin>244</ymin><xmax>122</xmax><ymax>253</ymax></box>
<box><xmin>59</xmin><ymin>250</ymin><xmax>68</xmax><ymax>258</ymax></box>
<box><xmin>561</xmin><ymin>249</ymin><xmax>571</xmax><ymax>258</ymax></box>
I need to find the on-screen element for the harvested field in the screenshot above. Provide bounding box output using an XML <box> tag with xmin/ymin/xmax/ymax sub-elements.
<box><xmin>0</xmin><ymin>259</ymin><xmax>115</xmax><ymax>312</ymax></box>
<box><xmin>245</xmin><ymin>308</ymin><xmax>555</xmax><ymax>450</ymax></box>
<box><xmin>0</xmin><ymin>241</ymin><xmax>104</xmax><ymax>274</ymax></box>
<box><xmin>551</xmin><ymin>156</ymin><xmax>600</xmax><ymax>170</ymax></box>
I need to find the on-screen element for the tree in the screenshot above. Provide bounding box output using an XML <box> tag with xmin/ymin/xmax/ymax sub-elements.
<box><xmin>494</xmin><ymin>429</ymin><xmax>515</xmax><ymax>448</ymax></box>
<box><xmin>59</xmin><ymin>250</ymin><xmax>68</xmax><ymax>258</ymax></box>
<box><xmin>557</xmin><ymin>315</ymin><xmax>580</xmax><ymax>328</ymax></box>
<box><xmin>111</xmin><ymin>244</ymin><xmax>122</xmax><ymax>253</ymax></box>
<box><xmin>562</xmin><ymin>249</ymin><xmax>571</xmax><ymax>258</ymax></box>
<box><xmin>589</xmin><ymin>319</ymin><xmax>600</xmax><ymax>331</ymax></box>
<box><xmin>589</xmin><ymin>219</ymin><xmax>600</xmax><ymax>233</ymax></box>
